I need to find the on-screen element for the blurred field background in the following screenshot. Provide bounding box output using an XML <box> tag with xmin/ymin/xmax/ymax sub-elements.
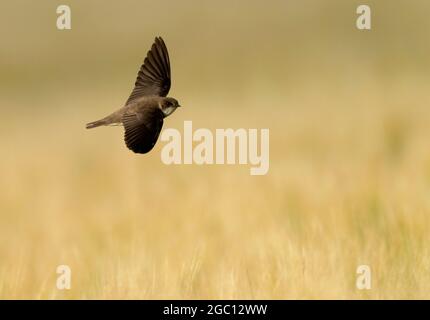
<box><xmin>1</xmin><ymin>0</ymin><xmax>430</xmax><ymax>299</ymax></box>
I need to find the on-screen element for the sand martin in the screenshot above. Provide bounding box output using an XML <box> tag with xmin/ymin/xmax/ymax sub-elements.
<box><xmin>86</xmin><ymin>36</ymin><xmax>181</xmax><ymax>154</ymax></box>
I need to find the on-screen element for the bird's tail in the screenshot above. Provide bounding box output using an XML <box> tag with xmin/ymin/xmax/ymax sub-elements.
<box><xmin>86</xmin><ymin>118</ymin><xmax>107</xmax><ymax>129</ymax></box>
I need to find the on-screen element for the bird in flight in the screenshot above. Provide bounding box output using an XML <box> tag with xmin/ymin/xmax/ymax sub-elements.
<box><xmin>86</xmin><ymin>36</ymin><xmax>181</xmax><ymax>154</ymax></box>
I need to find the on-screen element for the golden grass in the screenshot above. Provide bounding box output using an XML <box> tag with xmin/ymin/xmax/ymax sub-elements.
<box><xmin>1</xmin><ymin>80</ymin><xmax>430</xmax><ymax>299</ymax></box>
<box><xmin>1</xmin><ymin>0</ymin><xmax>430</xmax><ymax>299</ymax></box>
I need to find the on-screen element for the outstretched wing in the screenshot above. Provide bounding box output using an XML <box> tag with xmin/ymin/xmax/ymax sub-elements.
<box><xmin>123</xmin><ymin>107</ymin><xmax>164</xmax><ymax>154</ymax></box>
<box><xmin>125</xmin><ymin>37</ymin><xmax>171</xmax><ymax>106</ymax></box>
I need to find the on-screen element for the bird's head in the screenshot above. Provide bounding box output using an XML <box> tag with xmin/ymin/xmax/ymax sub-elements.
<box><xmin>160</xmin><ymin>97</ymin><xmax>181</xmax><ymax>117</ymax></box>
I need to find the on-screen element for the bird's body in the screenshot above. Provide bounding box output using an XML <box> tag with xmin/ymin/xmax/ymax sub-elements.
<box><xmin>86</xmin><ymin>37</ymin><xmax>181</xmax><ymax>154</ymax></box>
<box><xmin>86</xmin><ymin>96</ymin><xmax>175</xmax><ymax>128</ymax></box>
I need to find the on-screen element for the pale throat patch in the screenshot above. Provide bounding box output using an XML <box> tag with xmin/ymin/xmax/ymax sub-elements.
<box><xmin>158</xmin><ymin>101</ymin><xmax>177</xmax><ymax>117</ymax></box>
<box><xmin>161</xmin><ymin>105</ymin><xmax>178</xmax><ymax>117</ymax></box>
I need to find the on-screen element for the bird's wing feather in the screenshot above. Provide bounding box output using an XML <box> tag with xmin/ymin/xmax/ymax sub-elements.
<box><xmin>125</xmin><ymin>37</ymin><xmax>171</xmax><ymax>105</ymax></box>
<box><xmin>123</xmin><ymin>107</ymin><xmax>164</xmax><ymax>154</ymax></box>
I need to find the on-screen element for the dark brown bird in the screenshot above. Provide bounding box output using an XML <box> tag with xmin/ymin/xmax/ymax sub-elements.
<box><xmin>86</xmin><ymin>36</ymin><xmax>181</xmax><ymax>154</ymax></box>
